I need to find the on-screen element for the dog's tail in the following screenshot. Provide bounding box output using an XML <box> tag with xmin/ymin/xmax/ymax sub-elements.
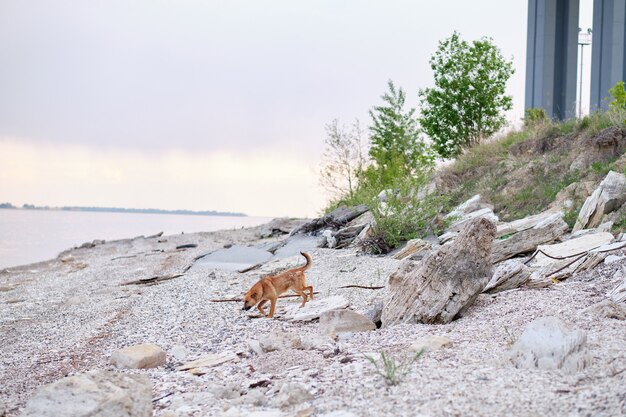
<box><xmin>297</xmin><ymin>251</ymin><xmax>312</xmax><ymax>271</ymax></box>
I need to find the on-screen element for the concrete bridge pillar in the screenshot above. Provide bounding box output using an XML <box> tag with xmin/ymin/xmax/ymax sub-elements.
<box><xmin>590</xmin><ymin>0</ymin><xmax>626</xmax><ymax>110</ymax></box>
<box><xmin>525</xmin><ymin>0</ymin><xmax>580</xmax><ymax>119</ymax></box>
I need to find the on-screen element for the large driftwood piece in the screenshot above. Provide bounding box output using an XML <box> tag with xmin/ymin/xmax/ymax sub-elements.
<box><xmin>290</xmin><ymin>204</ymin><xmax>369</xmax><ymax>235</ymax></box>
<box><xmin>573</xmin><ymin>170</ymin><xmax>626</xmax><ymax>232</ymax></box>
<box><xmin>492</xmin><ymin>213</ymin><xmax>568</xmax><ymax>263</ymax></box>
<box><xmin>496</xmin><ymin>211</ymin><xmax>556</xmax><ymax>238</ymax></box>
<box><xmin>483</xmin><ymin>260</ymin><xmax>531</xmax><ymax>293</ymax></box>
<box><xmin>381</xmin><ymin>217</ymin><xmax>496</xmax><ymax>326</ymax></box>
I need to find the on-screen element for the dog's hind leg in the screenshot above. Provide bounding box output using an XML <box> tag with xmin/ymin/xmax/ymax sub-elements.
<box><xmin>294</xmin><ymin>290</ymin><xmax>308</xmax><ymax>307</ymax></box>
<box><xmin>304</xmin><ymin>285</ymin><xmax>314</xmax><ymax>300</ymax></box>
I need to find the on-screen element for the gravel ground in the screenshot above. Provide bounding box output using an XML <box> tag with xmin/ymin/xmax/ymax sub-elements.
<box><xmin>1</xmin><ymin>225</ymin><xmax>625</xmax><ymax>417</ymax></box>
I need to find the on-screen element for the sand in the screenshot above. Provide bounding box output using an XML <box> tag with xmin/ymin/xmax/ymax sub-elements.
<box><xmin>0</xmin><ymin>224</ymin><xmax>625</xmax><ymax>417</ymax></box>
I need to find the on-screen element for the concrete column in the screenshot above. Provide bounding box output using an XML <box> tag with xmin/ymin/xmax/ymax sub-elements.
<box><xmin>590</xmin><ymin>0</ymin><xmax>626</xmax><ymax>111</ymax></box>
<box><xmin>525</xmin><ymin>0</ymin><xmax>580</xmax><ymax>119</ymax></box>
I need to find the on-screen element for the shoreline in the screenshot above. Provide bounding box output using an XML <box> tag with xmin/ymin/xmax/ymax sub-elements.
<box><xmin>1</xmin><ymin>221</ymin><xmax>625</xmax><ymax>416</ymax></box>
<box><xmin>0</xmin><ymin>212</ymin><xmax>276</xmax><ymax>270</ymax></box>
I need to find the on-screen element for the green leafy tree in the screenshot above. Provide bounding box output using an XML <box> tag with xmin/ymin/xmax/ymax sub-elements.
<box><xmin>609</xmin><ymin>80</ymin><xmax>626</xmax><ymax>110</ymax></box>
<box><xmin>419</xmin><ymin>32</ymin><xmax>514</xmax><ymax>158</ymax></box>
<box><xmin>368</xmin><ymin>80</ymin><xmax>434</xmax><ymax>186</ymax></box>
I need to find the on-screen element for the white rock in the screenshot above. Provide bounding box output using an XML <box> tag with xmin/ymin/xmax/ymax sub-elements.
<box><xmin>322</xmin><ymin>230</ymin><xmax>337</xmax><ymax>248</ymax></box>
<box><xmin>285</xmin><ymin>295</ymin><xmax>349</xmax><ymax>321</ymax></box>
<box><xmin>409</xmin><ymin>335</ymin><xmax>453</xmax><ymax>352</ymax></box>
<box><xmin>259</xmin><ymin>331</ymin><xmax>302</xmax><ymax>352</ymax></box>
<box><xmin>274</xmin><ymin>383</ymin><xmax>312</xmax><ymax>408</ymax></box>
<box><xmin>318</xmin><ymin>309</ymin><xmax>376</xmax><ymax>336</ymax></box>
<box><xmin>509</xmin><ymin>316</ymin><xmax>588</xmax><ymax>373</ymax></box>
<box><xmin>574</xmin><ymin>171</ymin><xmax>626</xmax><ymax>232</ymax></box>
<box><xmin>299</xmin><ymin>333</ymin><xmax>335</xmax><ymax>350</ymax></box>
<box><xmin>110</xmin><ymin>343</ymin><xmax>166</xmax><ymax>369</ymax></box>
<box><xmin>248</xmin><ymin>339</ymin><xmax>264</xmax><ymax>355</ymax></box>
<box><xmin>605</xmin><ymin>254</ymin><xmax>626</xmax><ymax>264</ymax></box>
<box><xmin>170</xmin><ymin>345</ymin><xmax>189</xmax><ymax>361</ymax></box>
<box><xmin>20</xmin><ymin>370</ymin><xmax>152</xmax><ymax>417</ymax></box>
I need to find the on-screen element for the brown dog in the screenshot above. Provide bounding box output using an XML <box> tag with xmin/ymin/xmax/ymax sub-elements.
<box><xmin>242</xmin><ymin>252</ymin><xmax>313</xmax><ymax>318</ymax></box>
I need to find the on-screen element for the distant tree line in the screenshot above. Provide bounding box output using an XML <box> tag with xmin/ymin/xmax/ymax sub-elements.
<box><xmin>0</xmin><ymin>203</ymin><xmax>246</xmax><ymax>217</ymax></box>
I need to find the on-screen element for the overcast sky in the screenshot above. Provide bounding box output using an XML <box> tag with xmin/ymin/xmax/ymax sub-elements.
<box><xmin>0</xmin><ymin>0</ymin><xmax>593</xmax><ymax>217</ymax></box>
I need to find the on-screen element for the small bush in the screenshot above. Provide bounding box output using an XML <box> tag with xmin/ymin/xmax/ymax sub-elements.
<box><xmin>523</xmin><ymin>107</ymin><xmax>547</xmax><ymax>127</ymax></box>
<box><xmin>365</xmin><ymin>350</ymin><xmax>424</xmax><ymax>386</ymax></box>
<box><xmin>609</xmin><ymin>80</ymin><xmax>626</xmax><ymax>110</ymax></box>
<box><xmin>361</xmin><ymin>172</ymin><xmax>448</xmax><ymax>254</ymax></box>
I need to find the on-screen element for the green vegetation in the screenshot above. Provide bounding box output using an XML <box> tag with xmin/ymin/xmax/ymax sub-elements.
<box><xmin>364</xmin><ymin>350</ymin><xmax>424</xmax><ymax>386</ymax></box>
<box><xmin>367</xmin><ymin>80</ymin><xmax>434</xmax><ymax>186</ymax></box>
<box><xmin>321</xmin><ymin>44</ymin><xmax>626</xmax><ymax>253</ymax></box>
<box><xmin>419</xmin><ymin>32</ymin><xmax>514</xmax><ymax>158</ymax></box>
<box><xmin>523</xmin><ymin>108</ymin><xmax>547</xmax><ymax>127</ymax></box>
<box><xmin>609</xmin><ymin>80</ymin><xmax>626</xmax><ymax>110</ymax></box>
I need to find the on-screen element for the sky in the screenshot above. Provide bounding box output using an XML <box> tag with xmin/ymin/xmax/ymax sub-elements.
<box><xmin>0</xmin><ymin>0</ymin><xmax>594</xmax><ymax>217</ymax></box>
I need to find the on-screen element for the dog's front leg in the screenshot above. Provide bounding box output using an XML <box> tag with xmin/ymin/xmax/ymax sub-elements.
<box><xmin>257</xmin><ymin>300</ymin><xmax>268</xmax><ymax>316</ymax></box>
<box><xmin>267</xmin><ymin>298</ymin><xmax>277</xmax><ymax>318</ymax></box>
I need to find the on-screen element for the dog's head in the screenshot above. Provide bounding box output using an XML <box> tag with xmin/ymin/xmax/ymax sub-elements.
<box><xmin>242</xmin><ymin>287</ymin><xmax>261</xmax><ymax>311</ymax></box>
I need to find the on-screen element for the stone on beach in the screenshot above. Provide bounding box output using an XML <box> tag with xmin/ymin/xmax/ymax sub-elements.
<box><xmin>318</xmin><ymin>309</ymin><xmax>377</xmax><ymax>336</ymax></box>
<box><xmin>110</xmin><ymin>343</ymin><xmax>166</xmax><ymax>369</ymax></box>
<box><xmin>20</xmin><ymin>370</ymin><xmax>152</xmax><ymax>417</ymax></box>
<box><xmin>409</xmin><ymin>335</ymin><xmax>453</xmax><ymax>352</ymax></box>
<box><xmin>509</xmin><ymin>316</ymin><xmax>588</xmax><ymax>373</ymax></box>
<box><xmin>573</xmin><ymin>170</ymin><xmax>626</xmax><ymax>232</ymax></box>
<box><xmin>285</xmin><ymin>295</ymin><xmax>350</xmax><ymax>321</ymax></box>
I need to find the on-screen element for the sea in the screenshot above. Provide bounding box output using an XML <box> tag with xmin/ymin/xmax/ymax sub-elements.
<box><xmin>0</xmin><ymin>209</ymin><xmax>272</xmax><ymax>269</ymax></box>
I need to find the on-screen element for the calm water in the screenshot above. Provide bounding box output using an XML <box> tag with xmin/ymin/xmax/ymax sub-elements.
<box><xmin>0</xmin><ymin>209</ymin><xmax>272</xmax><ymax>269</ymax></box>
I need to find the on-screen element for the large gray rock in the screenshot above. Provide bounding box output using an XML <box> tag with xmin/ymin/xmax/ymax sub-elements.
<box><xmin>20</xmin><ymin>371</ymin><xmax>152</xmax><ymax>417</ymax></box>
<box><xmin>574</xmin><ymin>170</ymin><xmax>626</xmax><ymax>232</ymax></box>
<box><xmin>509</xmin><ymin>316</ymin><xmax>588</xmax><ymax>373</ymax></box>
<box><xmin>110</xmin><ymin>343</ymin><xmax>166</xmax><ymax>369</ymax></box>
<box><xmin>382</xmin><ymin>217</ymin><xmax>496</xmax><ymax>326</ymax></box>
<box><xmin>318</xmin><ymin>309</ymin><xmax>376</xmax><ymax>336</ymax></box>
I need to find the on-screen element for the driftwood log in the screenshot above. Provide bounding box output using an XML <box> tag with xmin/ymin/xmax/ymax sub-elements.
<box><xmin>381</xmin><ymin>217</ymin><xmax>496</xmax><ymax>326</ymax></box>
<box><xmin>491</xmin><ymin>213</ymin><xmax>568</xmax><ymax>263</ymax></box>
<box><xmin>290</xmin><ymin>204</ymin><xmax>369</xmax><ymax>235</ymax></box>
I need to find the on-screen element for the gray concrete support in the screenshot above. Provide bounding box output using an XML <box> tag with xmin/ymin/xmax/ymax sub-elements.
<box><xmin>525</xmin><ymin>0</ymin><xmax>580</xmax><ymax>119</ymax></box>
<box><xmin>590</xmin><ymin>0</ymin><xmax>626</xmax><ymax>110</ymax></box>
